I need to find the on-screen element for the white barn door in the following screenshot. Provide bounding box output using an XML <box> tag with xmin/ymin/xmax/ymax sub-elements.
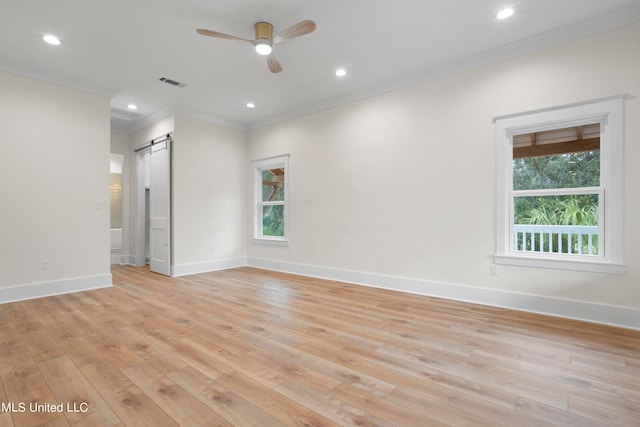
<box><xmin>149</xmin><ymin>139</ymin><xmax>171</xmax><ymax>276</ymax></box>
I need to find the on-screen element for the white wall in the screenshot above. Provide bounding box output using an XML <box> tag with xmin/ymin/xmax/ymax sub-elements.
<box><xmin>247</xmin><ymin>23</ymin><xmax>640</xmax><ymax>326</ymax></box>
<box><xmin>172</xmin><ymin>115</ymin><xmax>247</xmax><ymax>275</ymax></box>
<box><xmin>0</xmin><ymin>71</ymin><xmax>112</xmax><ymax>301</ymax></box>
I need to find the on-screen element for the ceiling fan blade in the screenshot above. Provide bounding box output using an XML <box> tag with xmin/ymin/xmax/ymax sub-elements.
<box><xmin>267</xmin><ymin>55</ymin><xmax>283</xmax><ymax>73</ymax></box>
<box><xmin>273</xmin><ymin>20</ymin><xmax>316</xmax><ymax>44</ymax></box>
<box><xmin>196</xmin><ymin>28</ymin><xmax>252</xmax><ymax>42</ymax></box>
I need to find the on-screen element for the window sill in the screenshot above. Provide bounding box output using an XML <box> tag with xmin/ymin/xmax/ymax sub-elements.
<box><xmin>251</xmin><ymin>237</ymin><xmax>289</xmax><ymax>247</ymax></box>
<box><xmin>494</xmin><ymin>254</ymin><xmax>626</xmax><ymax>274</ymax></box>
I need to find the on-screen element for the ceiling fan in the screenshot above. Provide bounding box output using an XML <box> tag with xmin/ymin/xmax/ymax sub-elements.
<box><xmin>197</xmin><ymin>20</ymin><xmax>316</xmax><ymax>73</ymax></box>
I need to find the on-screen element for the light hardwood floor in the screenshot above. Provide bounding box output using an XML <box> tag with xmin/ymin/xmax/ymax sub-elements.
<box><xmin>1</xmin><ymin>265</ymin><xmax>639</xmax><ymax>426</ymax></box>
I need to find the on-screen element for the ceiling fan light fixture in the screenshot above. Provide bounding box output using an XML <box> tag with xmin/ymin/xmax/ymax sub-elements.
<box><xmin>255</xmin><ymin>41</ymin><xmax>272</xmax><ymax>56</ymax></box>
<box><xmin>497</xmin><ymin>8</ymin><xmax>514</xmax><ymax>20</ymax></box>
<box><xmin>43</xmin><ymin>34</ymin><xmax>61</xmax><ymax>45</ymax></box>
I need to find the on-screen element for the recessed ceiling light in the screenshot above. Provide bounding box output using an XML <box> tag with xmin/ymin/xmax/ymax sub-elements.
<box><xmin>246</xmin><ymin>102</ymin><xmax>255</xmax><ymax>109</ymax></box>
<box><xmin>335</xmin><ymin>68</ymin><xmax>347</xmax><ymax>77</ymax></box>
<box><xmin>497</xmin><ymin>8</ymin><xmax>514</xmax><ymax>20</ymax></box>
<box><xmin>127</xmin><ymin>104</ymin><xmax>138</xmax><ymax>111</ymax></box>
<box><xmin>43</xmin><ymin>34</ymin><xmax>61</xmax><ymax>45</ymax></box>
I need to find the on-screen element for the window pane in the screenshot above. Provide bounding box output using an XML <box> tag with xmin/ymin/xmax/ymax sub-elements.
<box><xmin>262</xmin><ymin>205</ymin><xmax>285</xmax><ymax>237</ymax></box>
<box><xmin>513</xmin><ymin>150</ymin><xmax>600</xmax><ymax>191</ymax></box>
<box><xmin>262</xmin><ymin>168</ymin><xmax>285</xmax><ymax>202</ymax></box>
<box><xmin>514</xmin><ymin>194</ymin><xmax>599</xmax><ymax>255</ymax></box>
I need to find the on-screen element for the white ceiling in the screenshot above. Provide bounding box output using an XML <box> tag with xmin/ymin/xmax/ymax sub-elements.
<box><xmin>2</xmin><ymin>0</ymin><xmax>639</xmax><ymax>133</ymax></box>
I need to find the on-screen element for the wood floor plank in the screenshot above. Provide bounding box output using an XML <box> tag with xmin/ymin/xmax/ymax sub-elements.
<box><xmin>122</xmin><ymin>364</ymin><xmax>233</xmax><ymax>426</ymax></box>
<box><xmin>167</xmin><ymin>366</ymin><xmax>287</xmax><ymax>427</ymax></box>
<box><xmin>37</xmin><ymin>355</ymin><xmax>121</xmax><ymax>427</ymax></box>
<box><xmin>516</xmin><ymin>396</ymin><xmax>604</xmax><ymax>427</ymax></box>
<box><xmin>80</xmin><ymin>361</ymin><xmax>179</xmax><ymax>426</ymax></box>
<box><xmin>330</xmin><ymin>382</ymin><xmax>450</xmax><ymax>427</ymax></box>
<box><xmin>2</xmin><ymin>363</ymin><xmax>60</xmax><ymax>427</ymax></box>
<box><xmin>298</xmin><ymin>340</ymin><xmax>457</xmax><ymax>405</ymax></box>
<box><xmin>143</xmin><ymin>334</ymin><xmax>236</xmax><ymax>382</ymax></box>
<box><xmin>470</xmin><ymin>348</ymin><xmax>640</xmax><ymax>408</ymax></box>
<box><xmin>37</xmin><ymin>416</ymin><xmax>71</xmax><ymax>427</ymax></box>
<box><xmin>184</xmin><ymin>333</ymin><xmax>332</xmax><ymax>391</ymax></box>
<box><xmin>0</xmin><ymin>264</ymin><xmax>638</xmax><ymax>426</ymax></box>
<box><xmin>275</xmin><ymin>378</ymin><xmax>397</xmax><ymax>427</ymax></box>
<box><xmin>1</xmin><ymin>314</ymin><xmax>61</xmax><ymax>427</ymax></box>
<box><xmin>0</xmin><ymin>376</ymin><xmax>15</xmax><ymax>427</ymax></box>
<box><xmin>108</xmin><ymin>326</ymin><xmax>190</xmax><ymax>375</ymax></box>
<box><xmin>345</xmin><ymin>339</ymin><xmax>522</xmax><ymax>410</ymax></box>
<box><xmin>216</xmin><ymin>371</ymin><xmax>340</xmax><ymax>427</ymax></box>
<box><xmin>568</xmin><ymin>396</ymin><xmax>640</xmax><ymax>426</ymax></box>
<box><xmin>386</xmin><ymin>386</ymin><xmax>499</xmax><ymax>427</ymax></box>
<box><xmin>449</xmin><ymin>391</ymin><xmax>557</xmax><ymax>427</ymax></box>
<box><xmin>45</xmin><ymin>323</ymin><xmax>108</xmax><ymax>368</ymax></box>
<box><xmin>190</xmin><ymin>333</ymin><xmax>286</xmax><ymax>384</ymax></box>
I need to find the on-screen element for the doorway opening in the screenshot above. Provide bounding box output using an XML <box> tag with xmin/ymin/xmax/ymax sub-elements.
<box><xmin>110</xmin><ymin>154</ymin><xmax>124</xmax><ymax>264</ymax></box>
<box><xmin>134</xmin><ymin>134</ymin><xmax>172</xmax><ymax>276</ymax></box>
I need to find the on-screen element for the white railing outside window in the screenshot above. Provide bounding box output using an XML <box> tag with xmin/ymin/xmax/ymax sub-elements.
<box><xmin>514</xmin><ymin>224</ymin><xmax>598</xmax><ymax>255</ymax></box>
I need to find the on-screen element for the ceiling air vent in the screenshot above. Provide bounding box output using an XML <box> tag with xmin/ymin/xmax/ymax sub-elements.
<box><xmin>159</xmin><ymin>77</ymin><xmax>186</xmax><ymax>88</ymax></box>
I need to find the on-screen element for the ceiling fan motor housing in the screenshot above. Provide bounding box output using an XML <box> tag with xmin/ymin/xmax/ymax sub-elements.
<box><xmin>254</xmin><ymin>22</ymin><xmax>274</xmax><ymax>45</ymax></box>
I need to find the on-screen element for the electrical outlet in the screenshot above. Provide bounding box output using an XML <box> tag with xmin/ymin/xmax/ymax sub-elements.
<box><xmin>41</xmin><ymin>259</ymin><xmax>50</xmax><ymax>270</ymax></box>
<box><xmin>490</xmin><ymin>263</ymin><xmax>500</xmax><ymax>276</ymax></box>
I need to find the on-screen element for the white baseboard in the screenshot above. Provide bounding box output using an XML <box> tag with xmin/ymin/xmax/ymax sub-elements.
<box><xmin>172</xmin><ymin>257</ymin><xmax>248</xmax><ymax>277</ymax></box>
<box><xmin>111</xmin><ymin>253</ymin><xmax>126</xmax><ymax>264</ymax></box>
<box><xmin>111</xmin><ymin>254</ymin><xmax>143</xmax><ymax>266</ymax></box>
<box><xmin>0</xmin><ymin>274</ymin><xmax>113</xmax><ymax>304</ymax></box>
<box><xmin>247</xmin><ymin>257</ymin><xmax>640</xmax><ymax>330</ymax></box>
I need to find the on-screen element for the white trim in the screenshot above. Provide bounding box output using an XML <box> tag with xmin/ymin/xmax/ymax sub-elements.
<box><xmin>493</xmin><ymin>94</ymin><xmax>626</xmax><ymax>122</ymax></box>
<box><xmin>250</xmin><ymin>238</ymin><xmax>289</xmax><ymax>246</ymax></box>
<box><xmin>250</xmin><ymin>153</ymin><xmax>291</xmax><ymax>166</ymax></box>
<box><xmin>112</xmin><ymin>104</ymin><xmax>245</xmax><ymax>135</ymax></box>
<box><xmin>172</xmin><ymin>257</ymin><xmax>248</xmax><ymax>277</ymax></box>
<box><xmin>111</xmin><ymin>253</ymin><xmax>125</xmax><ymax>264</ymax></box>
<box><xmin>494</xmin><ymin>255</ymin><xmax>625</xmax><ymax>274</ymax></box>
<box><xmin>512</xmin><ymin>186</ymin><xmax>601</xmax><ymax>197</ymax></box>
<box><xmin>113</xmin><ymin>254</ymin><xmax>138</xmax><ymax>266</ymax></box>
<box><xmin>247</xmin><ymin>257</ymin><xmax>640</xmax><ymax>330</ymax></box>
<box><xmin>0</xmin><ymin>275</ymin><xmax>113</xmax><ymax>304</ymax></box>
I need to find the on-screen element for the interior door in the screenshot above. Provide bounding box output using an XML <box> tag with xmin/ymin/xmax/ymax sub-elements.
<box><xmin>149</xmin><ymin>139</ymin><xmax>171</xmax><ymax>275</ymax></box>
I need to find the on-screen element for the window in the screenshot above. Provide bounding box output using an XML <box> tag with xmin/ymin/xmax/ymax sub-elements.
<box><xmin>495</xmin><ymin>96</ymin><xmax>624</xmax><ymax>273</ymax></box>
<box><xmin>512</xmin><ymin>125</ymin><xmax>601</xmax><ymax>256</ymax></box>
<box><xmin>252</xmin><ymin>155</ymin><xmax>289</xmax><ymax>243</ymax></box>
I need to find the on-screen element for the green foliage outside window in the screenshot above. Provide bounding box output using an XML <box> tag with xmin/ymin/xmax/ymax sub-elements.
<box><xmin>262</xmin><ymin>205</ymin><xmax>285</xmax><ymax>237</ymax></box>
<box><xmin>261</xmin><ymin>169</ymin><xmax>285</xmax><ymax>237</ymax></box>
<box><xmin>513</xmin><ymin>150</ymin><xmax>599</xmax><ymax>226</ymax></box>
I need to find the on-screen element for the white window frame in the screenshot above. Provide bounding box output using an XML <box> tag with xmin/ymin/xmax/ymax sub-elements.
<box><xmin>251</xmin><ymin>154</ymin><xmax>289</xmax><ymax>245</ymax></box>
<box><xmin>494</xmin><ymin>96</ymin><xmax>625</xmax><ymax>274</ymax></box>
